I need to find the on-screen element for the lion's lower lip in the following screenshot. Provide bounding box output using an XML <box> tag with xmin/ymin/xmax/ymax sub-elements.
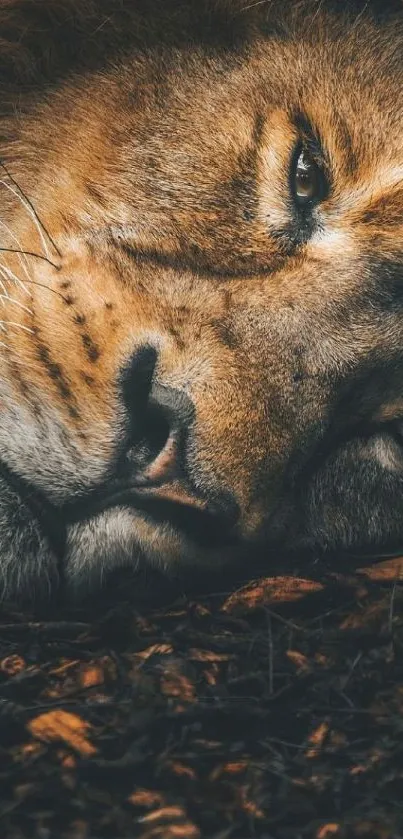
<box><xmin>63</xmin><ymin>485</ymin><xmax>238</xmax><ymax>549</ymax></box>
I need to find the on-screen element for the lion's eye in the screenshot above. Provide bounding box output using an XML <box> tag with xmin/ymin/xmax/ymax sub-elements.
<box><xmin>292</xmin><ymin>147</ymin><xmax>326</xmax><ymax>207</ymax></box>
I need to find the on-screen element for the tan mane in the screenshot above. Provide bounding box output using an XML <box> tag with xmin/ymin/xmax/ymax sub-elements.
<box><xmin>0</xmin><ymin>0</ymin><xmax>262</xmax><ymax>85</ymax></box>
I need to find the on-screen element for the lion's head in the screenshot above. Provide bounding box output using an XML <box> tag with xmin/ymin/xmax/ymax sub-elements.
<box><xmin>0</xmin><ymin>0</ymin><xmax>402</xmax><ymax>598</ymax></box>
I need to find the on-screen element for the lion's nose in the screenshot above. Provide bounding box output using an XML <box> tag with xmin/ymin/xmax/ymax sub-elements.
<box><xmin>121</xmin><ymin>344</ymin><xmax>194</xmax><ymax>484</ymax></box>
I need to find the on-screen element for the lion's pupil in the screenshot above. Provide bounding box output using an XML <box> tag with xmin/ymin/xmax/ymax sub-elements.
<box><xmin>295</xmin><ymin>149</ymin><xmax>318</xmax><ymax>202</ymax></box>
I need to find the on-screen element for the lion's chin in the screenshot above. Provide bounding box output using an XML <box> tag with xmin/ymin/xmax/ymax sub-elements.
<box><xmin>63</xmin><ymin>505</ymin><xmax>241</xmax><ymax>596</ymax></box>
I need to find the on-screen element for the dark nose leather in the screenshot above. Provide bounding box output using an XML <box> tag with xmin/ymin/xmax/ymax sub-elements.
<box><xmin>121</xmin><ymin>344</ymin><xmax>194</xmax><ymax>484</ymax></box>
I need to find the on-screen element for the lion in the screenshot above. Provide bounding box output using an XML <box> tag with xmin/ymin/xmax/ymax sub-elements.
<box><xmin>0</xmin><ymin>0</ymin><xmax>402</xmax><ymax>599</ymax></box>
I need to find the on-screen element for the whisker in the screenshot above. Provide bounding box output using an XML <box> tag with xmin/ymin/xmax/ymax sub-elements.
<box><xmin>0</xmin><ymin>269</ymin><xmax>72</xmax><ymax>304</ymax></box>
<box><xmin>0</xmin><ymin>160</ymin><xmax>62</xmax><ymax>259</ymax></box>
<box><xmin>0</xmin><ymin>353</ymin><xmax>42</xmax><ymax>376</ymax></box>
<box><xmin>0</xmin><ymin>352</ymin><xmax>35</xmax><ymax>368</ymax></box>
<box><xmin>0</xmin><ymin>219</ymin><xmax>33</xmax><ymax>282</ymax></box>
<box><xmin>0</xmin><ymin>294</ymin><xmax>33</xmax><ymax>315</ymax></box>
<box><xmin>0</xmin><ymin>263</ymin><xmax>31</xmax><ymax>297</ymax></box>
<box><xmin>0</xmin><ymin>247</ymin><xmax>60</xmax><ymax>270</ymax></box>
<box><xmin>0</xmin><ymin>178</ymin><xmax>51</xmax><ymax>260</ymax></box>
<box><xmin>0</xmin><ymin>320</ymin><xmax>34</xmax><ymax>334</ymax></box>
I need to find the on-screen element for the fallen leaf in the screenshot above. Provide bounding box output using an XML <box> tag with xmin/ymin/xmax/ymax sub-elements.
<box><xmin>79</xmin><ymin>664</ymin><xmax>105</xmax><ymax>689</ymax></box>
<box><xmin>306</xmin><ymin>722</ymin><xmax>329</xmax><ymax>758</ymax></box>
<box><xmin>50</xmin><ymin>660</ymin><xmax>80</xmax><ymax>677</ymax></box>
<box><xmin>28</xmin><ymin>710</ymin><xmax>97</xmax><ymax>757</ymax></box>
<box><xmin>240</xmin><ymin>789</ymin><xmax>265</xmax><ymax>819</ymax></box>
<box><xmin>222</xmin><ymin>576</ymin><xmax>323</xmax><ymax>613</ymax></box>
<box><xmin>1</xmin><ymin>654</ymin><xmax>26</xmax><ymax>675</ymax></box>
<box><xmin>141</xmin><ymin>826</ymin><xmax>200</xmax><ymax>839</ymax></box>
<box><xmin>287</xmin><ymin>650</ymin><xmax>311</xmax><ymax>672</ymax></box>
<box><xmin>140</xmin><ymin>806</ymin><xmax>188</xmax><ymax>824</ymax></box>
<box><xmin>136</xmin><ymin>644</ymin><xmax>174</xmax><ymax>660</ymax></box>
<box><xmin>166</xmin><ymin>761</ymin><xmax>197</xmax><ymax>780</ymax></box>
<box><xmin>57</xmin><ymin>749</ymin><xmax>77</xmax><ymax>769</ymax></box>
<box><xmin>340</xmin><ymin>600</ymin><xmax>388</xmax><ymax>629</ymax></box>
<box><xmin>210</xmin><ymin>761</ymin><xmax>247</xmax><ymax>781</ymax></box>
<box><xmin>188</xmin><ymin>649</ymin><xmax>234</xmax><ymax>662</ymax></box>
<box><xmin>161</xmin><ymin>673</ymin><xmax>196</xmax><ymax>703</ymax></box>
<box><xmin>128</xmin><ymin>789</ymin><xmax>165</xmax><ymax>808</ymax></box>
<box><xmin>317</xmin><ymin>825</ymin><xmax>340</xmax><ymax>839</ymax></box>
<box><xmin>358</xmin><ymin>557</ymin><xmax>403</xmax><ymax>581</ymax></box>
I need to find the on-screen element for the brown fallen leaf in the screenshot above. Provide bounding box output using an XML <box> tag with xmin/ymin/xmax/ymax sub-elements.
<box><xmin>0</xmin><ymin>654</ymin><xmax>26</xmax><ymax>675</ymax></box>
<box><xmin>210</xmin><ymin>761</ymin><xmax>247</xmax><ymax>781</ymax></box>
<box><xmin>79</xmin><ymin>663</ymin><xmax>105</xmax><ymax>689</ymax></box>
<box><xmin>240</xmin><ymin>788</ymin><xmax>265</xmax><ymax>819</ymax></box>
<box><xmin>128</xmin><ymin>789</ymin><xmax>165</xmax><ymax>808</ymax></box>
<box><xmin>27</xmin><ymin>710</ymin><xmax>97</xmax><ymax>757</ymax></box>
<box><xmin>140</xmin><ymin>806</ymin><xmax>188</xmax><ymax>824</ymax></box>
<box><xmin>306</xmin><ymin>721</ymin><xmax>329</xmax><ymax>758</ymax></box>
<box><xmin>135</xmin><ymin>644</ymin><xmax>174</xmax><ymax>660</ymax></box>
<box><xmin>287</xmin><ymin>650</ymin><xmax>311</xmax><ymax>672</ymax></box>
<box><xmin>340</xmin><ymin>600</ymin><xmax>387</xmax><ymax>630</ymax></box>
<box><xmin>358</xmin><ymin>556</ymin><xmax>403</xmax><ymax>581</ymax></box>
<box><xmin>140</xmin><ymin>825</ymin><xmax>200</xmax><ymax>839</ymax></box>
<box><xmin>166</xmin><ymin>761</ymin><xmax>197</xmax><ymax>780</ymax></box>
<box><xmin>221</xmin><ymin>576</ymin><xmax>324</xmax><ymax>613</ymax></box>
<box><xmin>161</xmin><ymin>673</ymin><xmax>196</xmax><ymax>703</ymax></box>
<box><xmin>187</xmin><ymin>649</ymin><xmax>234</xmax><ymax>662</ymax></box>
<box><xmin>50</xmin><ymin>659</ymin><xmax>80</xmax><ymax>677</ymax></box>
<box><xmin>316</xmin><ymin>825</ymin><xmax>341</xmax><ymax>839</ymax></box>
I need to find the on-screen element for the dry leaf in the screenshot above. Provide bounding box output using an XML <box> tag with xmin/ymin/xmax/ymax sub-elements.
<box><xmin>0</xmin><ymin>655</ymin><xmax>26</xmax><ymax>675</ymax></box>
<box><xmin>240</xmin><ymin>791</ymin><xmax>265</xmax><ymax>819</ymax></box>
<box><xmin>140</xmin><ymin>826</ymin><xmax>200</xmax><ymax>839</ymax></box>
<box><xmin>340</xmin><ymin>600</ymin><xmax>388</xmax><ymax>630</ymax></box>
<box><xmin>316</xmin><ymin>825</ymin><xmax>341</xmax><ymax>839</ymax></box>
<box><xmin>79</xmin><ymin>664</ymin><xmax>105</xmax><ymax>689</ymax></box>
<box><xmin>358</xmin><ymin>557</ymin><xmax>403</xmax><ymax>581</ymax></box>
<box><xmin>166</xmin><ymin>761</ymin><xmax>197</xmax><ymax>780</ymax></box>
<box><xmin>210</xmin><ymin>761</ymin><xmax>247</xmax><ymax>781</ymax></box>
<box><xmin>136</xmin><ymin>644</ymin><xmax>174</xmax><ymax>661</ymax></box>
<box><xmin>222</xmin><ymin>576</ymin><xmax>323</xmax><ymax>613</ymax></box>
<box><xmin>188</xmin><ymin>649</ymin><xmax>234</xmax><ymax>662</ymax></box>
<box><xmin>161</xmin><ymin>673</ymin><xmax>196</xmax><ymax>703</ymax></box>
<box><xmin>128</xmin><ymin>789</ymin><xmax>165</xmax><ymax>808</ymax></box>
<box><xmin>139</xmin><ymin>805</ymin><xmax>188</xmax><ymax>824</ymax></box>
<box><xmin>306</xmin><ymin>722</ymin><xmax>329</xmax><ymax>758</ymax></box>
<box><xmin>50</xmin><ymin>660</ymin><xmax>80</xmax><ymax>677</ymax></box>
<box><xmin>287</xmin><ymin>650</ymin><xmax>311</xmax><ymax>672</ymax></box>
<box><xmin>28</xmin><ymin>710</ymin><xmax>97</xmax><ymax>757</ymax></box>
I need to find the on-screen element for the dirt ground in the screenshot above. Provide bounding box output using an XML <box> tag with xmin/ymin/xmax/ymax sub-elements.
<box><xmin>0</xmin><ymin>552</ymin><xmax>402</xmax><ymax>839</ymax></box>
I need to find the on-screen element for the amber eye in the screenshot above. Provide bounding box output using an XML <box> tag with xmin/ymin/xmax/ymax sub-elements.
<box><xmin>292</xmin><ymin>146</ymin><xmax>326</xmax><ymax>207</ymax></box>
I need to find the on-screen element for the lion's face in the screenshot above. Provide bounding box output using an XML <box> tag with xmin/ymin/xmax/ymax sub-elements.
<box><xmin>0</xmin><ymin>2</ymin><xmax>402</xmax><ymax>597</ymax></box>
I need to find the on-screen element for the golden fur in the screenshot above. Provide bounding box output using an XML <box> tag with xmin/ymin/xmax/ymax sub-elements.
<box><xmin>0</xmin><ymin>0</ymin><xmax>402</xmax><ymax>598</ymax></box>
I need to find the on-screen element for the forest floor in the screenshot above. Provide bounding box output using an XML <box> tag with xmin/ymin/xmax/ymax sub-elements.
<box><xmin>0</xmin><ymin>551</ymin><xmax>403</xmax><ymax>839</ymax></box>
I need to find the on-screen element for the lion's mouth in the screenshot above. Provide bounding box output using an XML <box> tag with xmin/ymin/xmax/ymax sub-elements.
<box><xmin>3</xmin><ymin>418</ymin><xmax>403</xmax><ymax>573</ymax></box>
<box><xmin>61</xmin><ymin>480</ymin><xmax>240</xmax><ymax>551</ymax></box>
<box><xmin>0</xmin><ymin>448</ymin><xmax>239</xmax><ymax>558</ymax></box>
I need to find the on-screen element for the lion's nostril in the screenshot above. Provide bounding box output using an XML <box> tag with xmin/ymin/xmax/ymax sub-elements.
<box><xmin>121</xmin><ymin>344</ymin><xmax>168</xmax><ymax>471</ymax></box>
<box><xmin>121</xmin><ymin>344</ymin><xmax>158</xmax><ymax>417</ymax></box>
<box><xmin>121</xmin><ymin>345</ymin><xmax>194</xmax><ymax>482</ymax></box>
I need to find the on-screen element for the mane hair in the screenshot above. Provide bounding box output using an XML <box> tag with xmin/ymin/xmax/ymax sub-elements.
<box><xmin>0</xmin><ymin>0</ymin><xmax>400</xmax><ymax>87</ymax></box>
<box><xmin>0</xmin><ymin>0</ymin><xmax>262</xmax><ymax>86</ymax></box>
